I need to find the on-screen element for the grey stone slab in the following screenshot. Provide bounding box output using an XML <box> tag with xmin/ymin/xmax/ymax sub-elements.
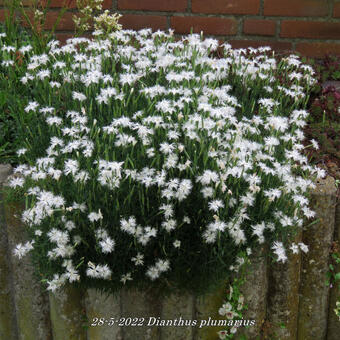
<box><xmin>235</xmin><ymin>247</ymin><xmax>268</xmax><ymax>340</ymax></box>
<box><xmin>85</xmin><ymin>288</ymin><xmax>122</xmax><ymax>340</ymax></box>
<box><xmin>4</xmin><ymin>197</ymin><xmax>52</xmax><ymax>340</ymax></box>
<box><xmin>0</xmin><ymin>164</ymin><xmax>17</xmax><ymax>340</ymax></box>
<box><xmin>160</xmin><ymin>291</ymin><xmax>194</xmax><ymax>340</ymax></box>
<box><xmin>297</xmin><ymin>176</ymin><xmax>337</xmax><ymax>340</ymax></box>
<box><xmin>49</xmin><ymin>285</ymin><xmax>87</xmax><ymax>340</ymax></box>
<box><xmin>327</xmin><ymin>201</ymin><xmax>340</xmax><ymax>340</ymax></box>
<box><xmin>195</xmin><ymin>280</ymin><xmax>230</xmax><ymax>340</ymax></box>
<box><xmin>267</xmin><ymin>231</ymin><xmax>302</xmax><ymax>340</ymax></box>
<box><xmin>121</xmin><ymin>287</ymin><xmax>161</xmax><ymax>340</ymax></box>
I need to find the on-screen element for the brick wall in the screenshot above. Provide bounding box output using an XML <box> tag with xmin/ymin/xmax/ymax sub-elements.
<box><xmin>1</xmin><ymin>0</ymin><xmax>340</xmax><ymax>57</ymax></box>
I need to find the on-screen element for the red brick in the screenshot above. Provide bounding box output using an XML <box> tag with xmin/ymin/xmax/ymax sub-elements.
<box><xmin>264</xmin><ymin>0</ymin><xmax>329</xmax><ymax>17</ymax></box>
<box><xmin>229</xmin><ymin>39</ymin><xmax>292</xmax><ymax>53</ymax></box>
<box><xmin>334</xmin><ymin>3</ymin><xmax>340</xmax><ymax>18</ymax></box>
<box><xmin>21</xmin><ymin>11</ymin><xmax>75</xmax><ymax>30</ymax></box>
<box><xmin>243</xmin><ymin>19</ymin><xmax>276</xmax><ymax>36</ymax></box>
<box><xmin>39</xmin><ymin>0</ymin><xmax>78</xmax><ymax>8</ymax></box>
<box><xmin>0</xmin><ymin>9</ymin><xmax>10</xmax><ymax>21</ymax></box>
<box><xmin>192</xmin><ymin>0</ymin><xmax>260</xmax><ymax>15</ymax></box>
<box><xmin>21</xmin><ymin>0</ymin><xmax>111</xmax><ymax>9</ymax></box>
<box><xmin>119</xmin><ymin>14</ymin><xmax>167</xmax><ymax>31</ymax></box>
<box><xmin>118</xmin><ymin>0</ymin><xmax>186</xmax><ymax>12</ymax></box>
<box><xmin>171</xmin><ymin>16</ymin><xmax>237</xmax><ymax>35</ymax></box>
<box><xmin>55</xmin><ymin>32</ymin><xmax>74</xmax><ymax>44</ymax></box>
<box><xmin>296</xmin><ymin>42</ymin><xmax>340</xmax><ymax>58</ymax></box>
<box><xmin>281</xmin><ymin>21</ymin><xmax>340</xmax><ymax>39</ymax></box>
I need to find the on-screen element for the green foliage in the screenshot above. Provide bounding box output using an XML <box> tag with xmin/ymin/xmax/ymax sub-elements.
<box><xmin>0</xmin><ymin>23</ymin><xmax>33</xmax><ymax>164</ymax></box>
<box><xmin>302</xmin><ymin>54</ymin><xmax>340</xmax><ymax>179</ymax></box>
<box><xmin>326</xmin><ymin>242</ymin><xmax>340</xmax><ymax>320</ymax></box>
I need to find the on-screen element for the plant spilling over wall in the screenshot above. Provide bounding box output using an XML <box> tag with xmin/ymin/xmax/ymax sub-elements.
<box><xmin>2</xmin><ymin>29</ymin><xmax>325</xmax><ymax>295</ymax></box>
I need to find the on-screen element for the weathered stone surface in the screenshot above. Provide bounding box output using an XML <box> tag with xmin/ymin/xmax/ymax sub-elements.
<box><xmin>195</xmin><ymin>280</ymin><xmax>230</xmax><ymax>340</ymax></box>
<box><xmin>0</xmin><ymin>164</ymin><xmax>12</xmax><ymax>184</ymax></box>
<box><xmin>267</xmin><ymin>231</ymin><xmax>302</xmax><ymax>340</ymax></box>
<box><xmin>160</xmin><ymin>291</ymin><xmax>194</xmax><ymax>340</ymax></box>
<box><xmin>85</xmin><ymin>288</ymin><xmax>122</xmax><ymax>340</ymax></box>
<box><xmin>235</xmin><ymin>247</ymin><xmax>268</xmax><ymax>340</ymax></box>
<box><xmin>121</xmin><ymin>287</ymin><xmax>161</xmax><ymax>340</ymax></box>
<box><xmin>327</xmin><ymin>200</ymin><xmax>340</xmax><ymax>340</ymax></box>
<box><xmin>297</xmin><ymin>176</ymin><xmax>337</xmax><ymax>340</ymax></box>
<box><xmin>49</xmin><ymin>285</ymin><xmax>87</xmax><ymax>340</ymax></box>
<box><xmin>0</xmin><ymin>164</ymin><xmax>17</xmax><ymax>340</ymax></box>
<box><xmin>4</xmin><ymin>195</ymin><xmax>52</xmax><ymax>340</ymax></box>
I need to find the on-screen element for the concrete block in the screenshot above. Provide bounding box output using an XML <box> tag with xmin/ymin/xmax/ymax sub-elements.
<box><xmin>49</xmin><ymin>285</ymin><xmax>87</xmax><ymax>340</ymax></box>
<box><xmin>297</xmin><ymin>176</ymin><xmax>337</xmax><ymax>340</ymax></box>
<box><xmin>4</xmin><ymin>197</ymin><xmax>52</xmax><ymax>340</ymax></box>
<box><xmin>85</xmin><ymin>288</ymin><xmax>122</xmax><ymax>340</ymax></box>
<box><xmin>160</xmin><ymin>291</ymin><xmax>194</xmax><ymax>340</ymax></box>
<box><xmin>0</xmin><ymin>164</ymin><xmax>17</xmax><ymax>340</ymax></box>
<box><xmin>267</xmin><ymin>231</ymin><xmax>302</xmax><ymax>340</ymax></box>
<box><xmin>195</xmin><ymin>280</ymin><xmax>230</xmax><ymax>340</ymax></box>
<box><xmin>121</xmin><ymin>287</ymin><xmax>161</xmax><ymax>340</ymax></box>
<box><xmin>327</xmin><ymin>201</ymin><xmax>340</xmax><ymax>340</ymax></box>
<box><xmin>235</xmin><ymin>247</ymin><xmax>268</xmax><ymax>340</ymax></box>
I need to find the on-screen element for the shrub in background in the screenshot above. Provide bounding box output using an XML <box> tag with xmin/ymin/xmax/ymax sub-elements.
<box><xmin>3</xmin><ymin>29</ymin><xmax>324</xmax><ymax>295</ymax></box>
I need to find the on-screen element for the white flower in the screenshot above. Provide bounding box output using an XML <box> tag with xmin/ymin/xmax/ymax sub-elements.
<box><xmin>159</xmin><ymin>142</ymin><xmax>175</xmax><ymax>154</ymax></box>
<box><xmin>183</xmin><ymin>216</ymin><xmax>190</xmax><ymax>224</ymax></box>
<box><xmin>173</xmin><ymin>240</ymin><xmax>181</xmax><ymax>248</ymax></box>
<box><xmin>120</xmin><ymin>273</ymin><xmax>133</xmax><ymax>284</ymax></box>
<box><xmin>13</xmin><ymin>241</ymin><xmax>34</xmax><ymax>259</ymax></box>
<box><xmin>86</xmin><ymin>262</ymin><xmax>111</xmax><ymax>279</ymax></box>
<box><xmin>298</xmin><ymin>242</ymin><xmax>309</xmax><ymax>253</ymax></box>
<box><xmin>218</xmin><ymin>330</ymin><xmax>228</xmax><ymax>339</ymax></box>
<box><xmin>159</xmin><ymin>204</ymin><xmax>174</xmax><ymax>219</ymax></box>
<box><xmin>131</xmin><ymin>253</ymin><xmax>144</xmax><ymax>266</ymax></box>
<box><xmin>201</xmin><ymin>186</ymin><xmax>214</xmax><ymax>198</ymax></box>
<box><xmin>208</xmin><ymin>199</ymin><xmax>224</xmax><ymax>212</ymax></box>
<box><xmin>37</xmin><ymin>69</ymin><xmax>50</xmax><ymax>80</ymax></box>
<box><xmin>9</xmin><ymin>177</ymin><xmax>25</xmax><ymax>188</ymax></box>
<box><xmin>266</xmin><ymin>116</ymin><xmax>289</xmax><ymax>132</ymax></box>
<box><xmin>155</xmin><ymin>259</ymin><xmax>170</xmax><ymax>272</ymax></box>
<box><xmin>88</xmin><ymin>210</ymin><xmax>103</xmax><ymax>222</ymax></box>
<box><xmin>290</xmin><ymin>243</ymin><xmax>299</xmax><ymax>254</ymax></box>
<box><xmin>218</xmin><ymin>302</ymin><xmax>232</xmax><ymax>316</ymax></box>
<box><xmin>19</xmin><ymin>45</ymin><xmax>32</xmax><ymax>54</ymax></box>
<box><xmin>310</xmin><ymin>139</ymin><xmax>319</xmax><ymax>150</ymax></box>
<box><xmin>161</xmin><ymin>219</ymin><xmax>176</xmax><ymax>232</ymax></box>
<box><xmin>272</xmin><ymin>241</ymin><xmax>287</xmax><ymax>263</ymax></box>
<box><xmin>146</xmin><ymin>266</ymin><xmax>160</xmax><ymax>280</ymax></box>
<box><xmin>46</xmin><ymin>274</ymin><xmax>66</xmax><ymax>292</ymax></box>
<box><xmin>16</xmin><ymin>148</ymin><xmax>27</xmax><ymax>156</ymax></box>
<box><xmin>64</xmin><ymin>159</ymin><xmax>79</xmax><ymax>176</ymax></box>
<box><xmin>72</xmin><ymin>91</ymin><xmax>87</xmax><ymax>101</ymax></box>
<box><xmin>24</xmin><ymin>101</ymin><xmax>39</xmax><ymax>112</ymax></box>
<box><xmin>99</xmin><ymin>237</ymin><xmax>115</xmax><ymax>253</ymax></box>
<box><xmin>197</xmin><ymin>170</ymin><xmax>219</xmax><ymax>185</ymax></box>
<box><xmin>34</xmin><ymin>230</ymin><xmax>42</xmax><ymax>236</ymax></box>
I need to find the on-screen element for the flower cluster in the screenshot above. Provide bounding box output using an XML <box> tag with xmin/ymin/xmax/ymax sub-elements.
<box><xmin>3</xmin><ymin>28</ymin><xmax>323</xmax><ymax>293</ymax></box>
<box><xmin>73</xmin><ymin>0</ymin><xmax>121</xmax><ymax>36</ymax></box>
<box><xmin>218</xmin><ymin>252</ymin><xmax>249</xmax><ymax>339</ymax></box>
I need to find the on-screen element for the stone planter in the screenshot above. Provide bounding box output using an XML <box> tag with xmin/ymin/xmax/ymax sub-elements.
<box><xmin>0</xmin><ymin>163</ymin><xmax>339</xmax><ymax>340</ymax></box>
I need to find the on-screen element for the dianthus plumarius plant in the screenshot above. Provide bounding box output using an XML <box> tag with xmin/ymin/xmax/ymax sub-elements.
<box><xmin>2</xmin><ymin>28</ymin><xmax>325</xmax><ymax>295</ymax></box>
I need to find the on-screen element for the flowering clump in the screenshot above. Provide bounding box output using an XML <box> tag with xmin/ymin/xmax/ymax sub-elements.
<box><xmin>2</xmin><ymin>28</ymin><xmax>324</xmax><ymax>294</ymax></box>
<box><xmin>73</xmin><ymin>0</ymin><xmax>122</xmax><ymax>36</ymax></box>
